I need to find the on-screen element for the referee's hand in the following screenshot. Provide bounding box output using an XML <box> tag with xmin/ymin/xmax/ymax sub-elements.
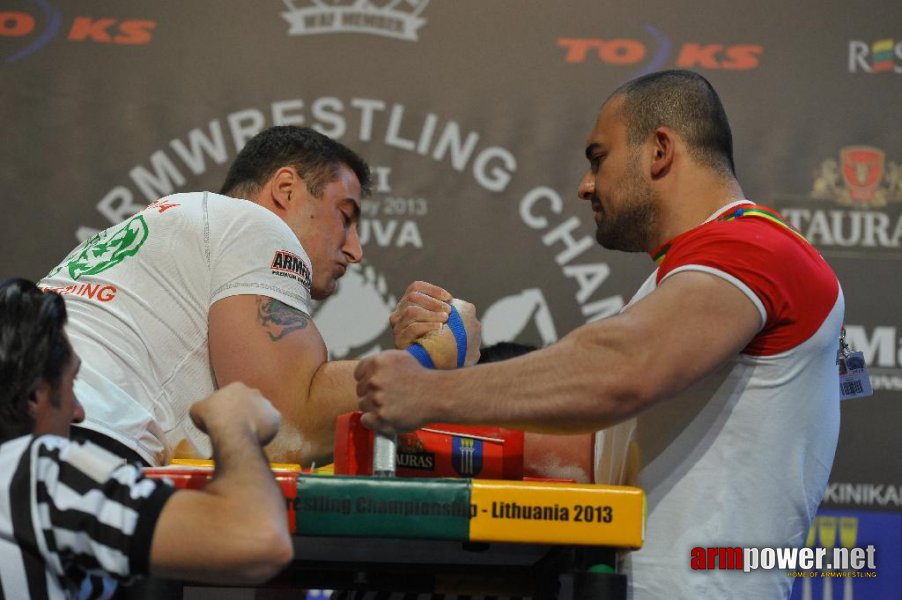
<box><xmin>189</xmin><ymin>382</ymin><xmax>281</xmax><ymax>446</ymax></box>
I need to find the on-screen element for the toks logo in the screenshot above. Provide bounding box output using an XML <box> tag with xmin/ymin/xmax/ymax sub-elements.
<box><xmin>772</xmin><ymin>146</ymin><xmax>902</xmax><ymax>256</ymax></box>
<box><xmin>281</xmin><ymin>0</ymin><xmax>430</xmax><ymax>41</ymax></box>
<box><xmin>849</xmin><ymin>38</ymin><xmax>901</xmax><ymax>74</ymax></box>
<box><xmin>557</xmin><ymin>25</ymin><xmax>762</xmax><ymax>73</ymax></box>
<box><xmin>1</xmin><ymin>0</ymin><xmax>155</xmax><ymax>64</ymax></box>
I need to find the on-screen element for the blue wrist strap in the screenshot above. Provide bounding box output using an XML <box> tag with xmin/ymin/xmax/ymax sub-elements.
<box><xmin>407</xmin><ymin>343</ymin><xmax>435</xmax><ymax>369</ymax></box>
<box><xmin>446</xmin><ymin>304</ymin><xmax>468</xmax><ymax>368</ymax></box>
<box><xmin>405</xmin><ymin>304</ymin><xmax>468</xmax><ymax>369</ymax></box>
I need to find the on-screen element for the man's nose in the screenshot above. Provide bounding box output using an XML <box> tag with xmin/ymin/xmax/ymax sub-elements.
<box><xmin>72</xmin><ymin>397</ymin><xmax>86</xmax><ymax>424</ymax></box>
<box><xmin>345</xmin><ymin>224</ymin><xmax>363</xmax><ymax>263</ymax></box>
<box><xmin>578</xmin><ymin>171</ymin><xmax>595</xmax><ymax>201</ymax></box>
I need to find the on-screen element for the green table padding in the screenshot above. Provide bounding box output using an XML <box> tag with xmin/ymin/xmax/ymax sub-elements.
<box><xmin>295</xmin><ymin>475</ymin><xmax>471</xmax><ymax>540</ymax></box>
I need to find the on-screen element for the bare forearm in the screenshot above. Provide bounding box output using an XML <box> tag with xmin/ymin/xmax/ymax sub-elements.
<box><xmin>431</xmin><ymin>328</ymin><xmax>644</xmax><ymax>433</ymax></box>
<box><xmin>358</xmin><ymin>271</ymin><xmax>765</xmax><ymax>441</ymax></box>
<box><xmin>205</xmin><ymin>422</ymin><xmax>289</xmax><ymax>524</ymax></box>
<box><xmin>427</xmin><ymin>275</ymin><xmax>763</xmax><ymax>433</ymax></box>
<box><xmin>291</xmin><ymin>359</ymin><xmax>358</xmax><ymax>464</ymax></box>
<box><xmin>354</xmin><ymin>321</ymin><xmax>645</xmax><ymax>436</ymax></box>
<box><xmin>150</xmin><ymin>421</ymin><xmax>292</xmax><ymax>583</ymax></box>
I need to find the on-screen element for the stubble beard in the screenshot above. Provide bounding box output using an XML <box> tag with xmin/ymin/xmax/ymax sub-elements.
<box><xmin>595</xmin><ymin>162</ymin><xmax>659</xmax><ymax>253</ymax></box>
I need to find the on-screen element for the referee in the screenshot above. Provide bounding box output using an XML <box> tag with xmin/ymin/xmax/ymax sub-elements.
<box><xmin>0</xmin><ymin>278</ymin><xmax>292</xmax><ymax>598</ymax></box>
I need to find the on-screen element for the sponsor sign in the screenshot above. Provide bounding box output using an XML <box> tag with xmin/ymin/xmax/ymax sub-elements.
<box><xmin>1</xmin><ymin>1</ymin><xmax>156</xmax><ymax>64</ymax></box>
<box><xmin>271</xmin><ymin>250</ymin><xmax>312</xmax><ymax>288</ymax></box>
<box><xmin>772</xmin><ymin>146</ymin><xmax>902</xmax><ymax>259</ymax></box>
<box><xmin>788</xmin><ymin>510</ymin><xmax>901</xmax><ymax>600</ymax></box>
<box><xmin>849</xmin><ymin>38</ymin><xmax>902</xmax><ymax>74</ymax></box>
<box><xmin>280</xmin><ymin>0</ymin><xmax>430</xmax><ymax>41</ymax></box>
<box><xmin>840</xmin><ymin>325</ymin><xmax>902</xmax><ymax>393</ymax></box>
<box><xmin>451</xmin><ymin>436</ymin><xmax>483</xmax><ymax>477</ymax></box>
<box><xmin>557</xmin><ymin>25</ymin><xmax>763</xmax><ymax>75</ymax></box>
<box><xmin>396</xmin><ymin>435</ymin><xmax>435</xmax><ymax>471</ymax></box>
<box><xmin>823</xmin><ymin>481</ymin><xmax>902</xmax><ymax>510</ymax></box>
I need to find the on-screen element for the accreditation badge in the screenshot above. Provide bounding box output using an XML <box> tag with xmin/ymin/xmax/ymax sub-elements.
<box><xmin>837</xmin><ymin>328</ymin><xmax>874</xmax><ymax>400</ymax></box>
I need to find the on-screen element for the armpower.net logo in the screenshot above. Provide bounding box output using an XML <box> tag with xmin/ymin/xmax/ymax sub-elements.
<box><xmin>690</xmin><ymin>545</ymin><xmax>876</xmax><ymax>576</ymax></box>
<box><xmin>691</xmin><ymin>515</ymin><xmax>883</xmax><ymax>589</ymax></box>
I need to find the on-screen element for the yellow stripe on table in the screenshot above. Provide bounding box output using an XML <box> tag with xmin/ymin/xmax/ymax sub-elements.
<box><xmin>170</xmin><ymin>458</ymin><xmax>333</xmax><ymax>473</ymax></box>
<box><xmin>469</xmin><ymin>480</ymin><xmax>645</xmax><ymax>549</ymax></box>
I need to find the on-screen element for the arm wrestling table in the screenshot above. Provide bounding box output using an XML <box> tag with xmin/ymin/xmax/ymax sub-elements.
<box><xmin>142</xmin><ymin>464</ymin><xmax>645</xmax><ymax>599</ymax></box>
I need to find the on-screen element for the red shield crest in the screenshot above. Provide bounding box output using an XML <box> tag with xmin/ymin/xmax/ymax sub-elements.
<box><xmin>841</xmin><ymin>146</ymin><xmax>885</xmax><ymax>204</ymax></box>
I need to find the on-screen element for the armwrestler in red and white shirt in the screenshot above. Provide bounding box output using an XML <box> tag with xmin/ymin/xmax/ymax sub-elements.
<box><xmin>353</xmin><ymin>70</ymin><xmax>844</xmax><ymax>600</ymax></box>
<box><xmin>620</xmin><ymin>201</ymin><xmax>842</xmax><ymax>598</ymax></box>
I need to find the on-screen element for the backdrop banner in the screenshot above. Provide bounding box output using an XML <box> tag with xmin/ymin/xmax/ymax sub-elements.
<box><xmin>3</xmin><ymin>2</ymin><xmax>899</xmax><ymax>596</ymax></box>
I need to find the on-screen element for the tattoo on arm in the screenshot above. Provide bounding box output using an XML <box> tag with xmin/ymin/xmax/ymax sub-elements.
<box><xmin>256</xmin><ymin>297</ymin><xmax>310</xmax><ymax>341</ymax></box>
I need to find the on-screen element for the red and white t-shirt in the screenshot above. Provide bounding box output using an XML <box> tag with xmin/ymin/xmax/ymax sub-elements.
<box><xmin>610</xmin><ymin>201</ymin><xmax>844</xmax><ymax>599</ymax></box>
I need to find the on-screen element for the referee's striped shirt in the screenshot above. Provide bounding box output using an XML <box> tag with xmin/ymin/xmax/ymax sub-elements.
<box><xmin>0</xmin><ymin>434</ymin><xmax>175</xmax><ymax>599</ymax></box>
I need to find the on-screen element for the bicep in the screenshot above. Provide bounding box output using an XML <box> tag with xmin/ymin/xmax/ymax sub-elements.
<box><xmin>610</xmin><ymin>269</ymin><xmax>762</xmax><ymax>409</ymax></box>
<box><xmin>209</xmin><ymin>294</ymin><xmax>327</xmax><ymax>422</ymax></box>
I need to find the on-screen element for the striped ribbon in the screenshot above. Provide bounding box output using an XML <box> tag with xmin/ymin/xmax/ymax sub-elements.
<box><xmin>653</xmin><ymin>204</ymin><xmax>805</xmax><ymax>265</ymax></box>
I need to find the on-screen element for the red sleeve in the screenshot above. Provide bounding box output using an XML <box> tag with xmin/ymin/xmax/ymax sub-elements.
<box><xmin>657</xmin><ymin>218</ymin><xmax>839</xmax><ymax>355</ymax></box>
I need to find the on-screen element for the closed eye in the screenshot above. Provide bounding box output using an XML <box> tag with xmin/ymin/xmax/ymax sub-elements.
<box><xmin>590</xmin><ymin>154</ymin><xmax>606</xmax><ymax>173</ymax></box>
<box><xmin>339</xmin><ymin>198</ymin><xmax>360</xmax><ymax>228</ymax></box>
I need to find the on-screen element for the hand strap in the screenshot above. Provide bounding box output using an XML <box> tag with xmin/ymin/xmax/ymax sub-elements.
<box><xmin>406</xmin><ymin>304</ymin><xmax>468</xmax><ymax>369</ymax></box>
<box><xmin>407</xmin><ymin>342</ymin><xmax>435</xmax><ymax>369</ymax></box>
<box><xmin>446</xmin><ymin>304</ymin><xmax>468</xmax><ymax>368</ymax></box>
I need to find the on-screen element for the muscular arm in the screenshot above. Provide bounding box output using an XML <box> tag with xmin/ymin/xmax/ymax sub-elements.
<box><xmin>209</xmin><ymin>285</ymin><xmax>480</xmax><ymax>465</ymax></box>
<box><xmin>148</xmin><ymin>383</ymin><xmax>292</xmax><ymax>584</ymax></box>
<box><xmin>208</xmin><ymin>295</ymin><xmax>357</xmax><ymax>465</ymax></box>
<box><xmin>358</xmin><ymin>271</ymin><xmax>762</xmax><ymax>434</ymax></box>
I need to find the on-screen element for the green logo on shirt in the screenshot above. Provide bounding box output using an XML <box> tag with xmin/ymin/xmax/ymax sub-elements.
<box><xmin>65</xmin><ymin>216</ymin><xmax>149</xmax><ymax>280</ymax></box>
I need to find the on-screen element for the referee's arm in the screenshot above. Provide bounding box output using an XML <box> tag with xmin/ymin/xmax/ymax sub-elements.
<box><xmin>146</xmin><ymin>383</ymin><xmax>293</xmax><ymax>584</ymax></box>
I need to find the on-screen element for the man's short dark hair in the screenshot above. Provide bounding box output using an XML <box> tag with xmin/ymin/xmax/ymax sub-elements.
<box><xmin>219</xmin><ymin>126</ymin><xmax>372</xmax><ymax>200</ymax></box>
<box><xmin>0</xmin><ymin>279</ymin><xmax>71</xmax><ymax>441</ymax></box>
<box><xmin>611</xmin><ymin>69</ymin><xmax>736</xmax><ymax>176</ymax></box>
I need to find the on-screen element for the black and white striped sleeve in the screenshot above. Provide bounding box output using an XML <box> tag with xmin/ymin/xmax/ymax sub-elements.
<box><xmin>9</xmin><ymin>435</ymin><xmax>175</xmax><ymax>592</ymax></box>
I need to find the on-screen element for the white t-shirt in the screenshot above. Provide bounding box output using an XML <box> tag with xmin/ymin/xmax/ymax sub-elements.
<box><xmin>597</xmin><ymin>202</ymin><xmax>844</xmax><ymax>599</ymax></box>
<box><xmin>41</xmin><ymin>192</ymin><xmax>313</xmax><ymax>465</ymax></box>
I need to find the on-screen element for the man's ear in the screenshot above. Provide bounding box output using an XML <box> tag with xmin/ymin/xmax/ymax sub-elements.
<box><xmin>650</xmin><ymin>127</ymin><xmax>675</xmax><ymax>179</ymax></box>
<box><xmin>27</xmin><ymin>380</ymin><xmax>51</xmax><ymax>420</ymax></box>
<box><xmin>270</xmin><ymin>167</ymin><xmax>300</xmax><ymax>211</ymax></box>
